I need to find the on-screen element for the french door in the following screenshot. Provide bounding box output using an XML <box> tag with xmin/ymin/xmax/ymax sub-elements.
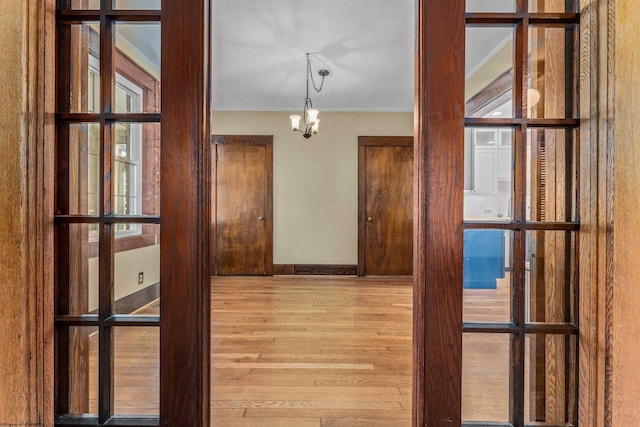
<box><xmin>458</xmin><ymin>0</ymin><xmax>580</xmax><ymax>425</ymax></box>
<box><xmin>54</xmin><ymin>0</ymin><xmax>209</xmax><ymax>425</ymax></box>
<box><xmin>53</xmin><ymin>0</ymin><xmax>579</xmax><ymax>426</ymax></box>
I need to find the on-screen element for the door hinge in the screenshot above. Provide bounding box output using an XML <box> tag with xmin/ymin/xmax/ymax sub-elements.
<box><xmin>216</xmin><ymin>152</ymin><xmax>219</xmax><ymax>161</ymax></box>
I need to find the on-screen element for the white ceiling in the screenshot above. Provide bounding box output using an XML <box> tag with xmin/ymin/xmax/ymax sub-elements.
<box><xmin>211</xmin><ymin>0</ymin><xmax>415</xmax><ymax>112</ymax></box>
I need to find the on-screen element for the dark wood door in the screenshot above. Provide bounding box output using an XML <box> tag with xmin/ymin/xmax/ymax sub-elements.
<box><xmin>358</xmin><ymin>137</ymin><xmax>413</xmax><ymax>276</ymax></box>
<box><xmin>213</xmin><ymin>135</ymin><xmax>273</xmax><ymax>275</ymax></box>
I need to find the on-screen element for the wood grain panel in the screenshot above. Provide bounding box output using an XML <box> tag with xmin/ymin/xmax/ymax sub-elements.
<box><xmin>611</xmin><ymin>1</ymin><xmax>640</xmax><ymax>426</ymax></box>
<box><xmin>161</xmin><ymin>0</ymin><xmax>210</xmax><ymax>424</ymax></box>
<box><xmin>577</xmin><ymin>0</ymin><xmax>607</xmax><ymax>425</ymax></box>
<box><xmin>0</xmin><ymin>0</ymin><xmax>51</xmax><ymax>424</ymax></box>
<box><xmin>216</xmin><ymin>144</ymin><xmax>268</xmax><ymax>275</ymax></box>
<box><xmin>358</xmin><ymin>137</ymin><xmax>413</xmax><ymax>277</ymax></box>
<box><xmin>414</xmin><ymin>1</ymin><xmax>465</xmax><ymax>425</ymax></box>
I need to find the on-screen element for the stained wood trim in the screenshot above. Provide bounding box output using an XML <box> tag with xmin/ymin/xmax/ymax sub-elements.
<box><xmin>357</xmin><ymin>143</ymin><xmax>366</xmax><ymax>277</ymax></box>
<box><xmin>414</xmin><ymin>1</ymin><xmax>465</xmax><ymax>425</ymax></box>
<box><xmin>273</xmin><ymin>264</ymin><xmax>358</xmax><ymax>276</ymax></box>
<box><xmin>577</xmin><ymin>1</ymin><xmax>607</xmax><ymax>425</ymax></box>
<box><xmin>357</xmin><ymin>136</ymin><xmax>413</xmax><ymax>277</ymax></box>
<box><xmin>57</xmin><ymin>10</ymin><xmax>162</xmax><ymax>21</ymax></box>
<box><xmin>113</xmin><ymin>283</ymin><xmax>159</xmax><ymax>314</ymax></box>
<box><xmin>210</xmin><ymin>135</ymin><xmax>274</xmax><ymax>276</ymax></box>
<box><xmin>358</xmin><ymin>136</ymin><xmax>413</xmax><ymax>147</ymax></box>
<box><xmin>465</xmin><ymin>68</ymin><xmax>512</xmax><ymax>117</ymax></box>
<box><xmin>54</xmin><ymin>415</ymin><xmax>160</xmax><ymax>426</ymax></box>
<box><xmin>44</xmin><ymin>0</ymin><xmax>57</xmax><ymax>422</ymax></box>
<box><xmin>272</xmin><ymin>264</ymin><xmax>295</xmax><ymax>275</ymax></box>
<box><xmin>212</xmin><ymin>134</ymin><xmax>272</xmax><ymax>146</ymax></box>
<box><xmin>160</xmin><ymin>0</ymin><xmax>210</xmax><ymax>424</ymax></box>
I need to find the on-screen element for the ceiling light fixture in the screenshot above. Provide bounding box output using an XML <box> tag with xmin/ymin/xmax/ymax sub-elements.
<box><xmin>290</xmin><ymin>53</ymin><xmax>329</xmax><ymax>139</ymax></box>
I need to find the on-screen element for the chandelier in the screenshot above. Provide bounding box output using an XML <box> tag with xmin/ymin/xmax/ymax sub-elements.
<box><xmin>289</xmin><ymin>53</ymin><xmax>329</xmax><ymax>139</ymax></box>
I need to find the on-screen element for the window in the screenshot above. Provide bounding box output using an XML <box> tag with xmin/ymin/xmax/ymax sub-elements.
<box><xmin>88</xmin><ymin>55</ymin><xmax>143</xmax><ymax>239</ymax></box>
<box><xmin>54</xmin><ymin>5</ymin><xmax>161</xmax><ymax>426</ymax></box>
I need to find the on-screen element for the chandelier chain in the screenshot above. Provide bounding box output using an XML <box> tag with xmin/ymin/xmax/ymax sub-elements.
<box><xmin>307</xmin><ymin>54</ymin><xmax>326</xmax><ymax>93</ymax></box>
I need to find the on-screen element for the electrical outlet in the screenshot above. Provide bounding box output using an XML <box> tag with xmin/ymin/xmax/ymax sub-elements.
<box><xmin>138</xmin><ymin>272</ymin><xmax>144</xmax><ymax>285</ymax></box>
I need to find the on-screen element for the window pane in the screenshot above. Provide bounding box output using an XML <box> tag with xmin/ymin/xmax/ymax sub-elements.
<box><xmin>466</xmin><ymin>26</ymin><xmax>514</xmax><ymax>118</ymax></box>
<box><xmin>466</xmin><ymin>0</ymin><xmax>516</xmax><ymax>13</ymax></box>
<box><xmin>464</xmin><ymin>128</ymin><xmax>513</xmax><ymax>220</ymax></box>
<box><xmin>114</xmin><ymin>327</ymin><xmax>159</xmax><ymax>415</ymax></box>
<box><xmin>114</xmin><ymin>23</ymin><xmax>161</xmax><ymax>113</ymax></box>
<box><xmin>65</xmin><ymin>23</ymin><xmax>100</xmax><ymax>113</ymax></box>
<box><xmin>68</xmin><ymin>0</ymin><xmax>100</xmax><ymax>9</ymax></box>
<box><xmin>462</xmin><ymin>333</ymin><xmax>510</xmax><ymax>422</ymax></box>
<box><xmin>114</xmin><ymin>0</ymin><xmax>161</xmax><ymax>9</ymax></box>
<box><xmin>56</xmin><ymin>223</ymin><xmax>100</xmax><ymax>316</ymax></box>
<box><xmin>111</xmin><ymin>122</ymin><xmax>160</xmax><ymax>218</ymax></box>
<box><xmin>463</xmin><ymin>230</ymin><xmax>510</xmax><ymax>293</ymax></box>
<box><xmin>55</xmin><ymin>326</ymin><xmax>99</xmax><ymax>415</ymax></box>
<box><xmin>526</xmin><ymin>230</ymin><xmax>576</xmax><ymax>324</ymax></box>
<box><xmin>63</xmin><ymin>123</ymin><xmax>101</xmax><ymax>216</ymax></box>
<box><xmin>464</xmin><ymin>230</ymin><xmax>513</xmax><ymax>323</ymax></box>
<box><xmin>526</xmin><ymin>129</ymin><xmax>577</xmax><ymax>222</ymax></box>
<box><xmin>528</xmin><ymin>26</ymin><xmax>577</xmax><ymax>119</ymax></box>
<box><xmin>113</xmin><ymin>224</ymin><xmax>160</xmax><ymax>315</ymax></box>
<box><xmin>525</xmin><ymin>334</ymin><xmax>577</xmax><ymax>424</ymax></box>
<box><xmin>529</xmin><ymin>0</ymin><xmax>578</xmax><ymax>13</ymax></box>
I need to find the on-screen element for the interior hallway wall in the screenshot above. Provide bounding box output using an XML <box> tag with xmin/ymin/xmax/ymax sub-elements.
<box><xmin>212</xmin><ymin>111</ymin><xmax>413</xmax><ymax>265</ymax></box>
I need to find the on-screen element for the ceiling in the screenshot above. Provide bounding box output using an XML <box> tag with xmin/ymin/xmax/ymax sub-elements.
<box><xmin>115</xmin><ymin>0</ymin><xmax>513</xmax><ymax>112</ymax></box>
<box><xmin>211</xmin><ymin>0</ymin><xmax>415</xmax><ymax>112</ymax></box>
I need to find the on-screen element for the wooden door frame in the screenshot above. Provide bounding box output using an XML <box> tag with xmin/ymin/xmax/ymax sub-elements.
<box><xmin>357</xmin><ymin>136</ymin><xmax>413</xmax><ymax>277</ymax></box>
<box><xmin>40</xmin><ymin>1</ymin><xmax>605</xmax><ymax>427</ymax></box>
<box><xmin>210</xmin><ymin>135</ymin><xmax>274</xmax><ymax>276</ymax></box>
<box><xmin>170</xmin><ymin>1</ymin><xmax>466</xmax><ymax>425</ymax></box>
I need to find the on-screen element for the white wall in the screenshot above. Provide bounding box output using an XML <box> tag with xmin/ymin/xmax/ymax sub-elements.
<box><xmin>212</xmin><ymin>111</ymin><xmax>413</xmax><ymax>264</ymax></box>
<box><xmin>89</xmin><ymin>244</ymin><xmax>160</xmax><ymax>312</ymax></box>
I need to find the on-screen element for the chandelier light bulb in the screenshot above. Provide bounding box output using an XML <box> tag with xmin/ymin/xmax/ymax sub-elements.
<box><xmin>311</xmin><ymin>119</ymin><xmax>320</xmax><ymax>134</ymax></box>
<box><xmin>290</xmin><ymin>115</ymin><xmax>301</xmax><ymax>132</ymax></box>
<box><xmin>307</xmin><ymin>109</ymin><xmax>319</xmax><ymax>123</ymax></box>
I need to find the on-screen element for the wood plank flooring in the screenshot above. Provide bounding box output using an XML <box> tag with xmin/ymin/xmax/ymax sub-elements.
<box><xmin>86</xmin><ymin>274</ymin><xmax>513</xmax><ymax>425</ymax></box>
<box><xmin>210</xmin><ymin>276</ymin><xmax>413</xmax><ymax>427</ymax></box>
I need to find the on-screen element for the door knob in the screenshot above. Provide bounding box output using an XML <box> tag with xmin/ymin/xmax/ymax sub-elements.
<box><xmin>367</xmin><ymin>217</ymin><xmax>373</xmax><ymax>222</ymax></box>
<box><xmin>258</xmin><ymin>216</ymin><xmax>265</xmax><ymax>221</ymax></box>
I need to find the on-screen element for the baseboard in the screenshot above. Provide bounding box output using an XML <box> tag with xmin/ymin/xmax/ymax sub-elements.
<box><xmin>272</xmin><ymin>264</ymin><xmax>295</xmax><ymax>275</ymax></box>
<box><xmin>114</xmin><ymin>282</ymin><xmax>160</xmax><ymax>314</ymax></box>
<box><xmin>273</xmin><ymin>264</ymin><xmax>357</xmax><ymax>276</ymax></box>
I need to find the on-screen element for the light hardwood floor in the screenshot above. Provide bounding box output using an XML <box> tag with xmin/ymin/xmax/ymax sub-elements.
<box><xmin>210</xmin><ymin>276</ymin><xmax>413</xmax><ymax>427</ymax></box>
<box><xmin>88</xmin><ymin>275</ymin><xmax>513</xmax><ymax>425</ymax></box>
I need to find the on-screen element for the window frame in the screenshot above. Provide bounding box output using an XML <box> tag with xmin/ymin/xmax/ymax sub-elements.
<box><xmin>88</xmin><ymin>55</ymin><xmax>144</xmax><ymax>241</ymax></box>
<box><xmin>53</xmin><ymin>3</ymin><xmax>162</xmax><ymax>426</ymax></box>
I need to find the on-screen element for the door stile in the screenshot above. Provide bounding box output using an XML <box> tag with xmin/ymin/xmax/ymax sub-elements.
<box><xmin>160</xmin><ymin>0</ymin><xmax>211</xmax><ymax>425</ymax></box>
<box><xmin>413</xmin><ymin>0</ymin><xmax>466</xmax><ymax>425</ymax></box>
